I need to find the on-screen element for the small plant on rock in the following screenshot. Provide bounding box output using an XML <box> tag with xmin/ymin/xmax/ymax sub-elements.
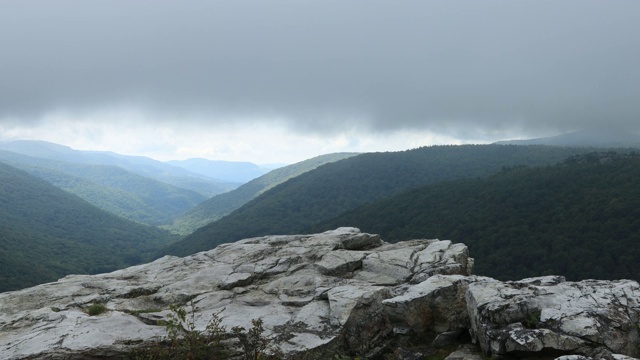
<box><xmin>86</xmin><ymin>303</ymin><xmax>107</xmax><ymax>316</ymax></box>
<box><xmin>131</xmin><ymin>302</ymin><xmax>277</xmax><ymax>360</ymax></box>
<box><xmin>232</xmin><ymin>318</ymin><xmax>272</xmax><ymax>360</ymax></box>
<box><xmin>164</xmin><ymin>303</ymin><xmax>228</xmax><ymax>359</ymax></box>
<box><xmin>523</xmin><ymin>309</ymin><xmax>541</xmax><ymax>329</ymax></box>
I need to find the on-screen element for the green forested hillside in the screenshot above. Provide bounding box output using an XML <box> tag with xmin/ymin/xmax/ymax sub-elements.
<box><xmin>312</xmin><ymin>152</ymin><xmax>640</xmax><ymax>281</ymax></box>
<box><xmin>0</xmin><ymin>161</ymin><xmax>177</xmax><ymax>292</ymax></box>
<box><xmin>0</xmin><ymin>150</ymin><xmax>207</xmax><ymax>225</ymax></box>
<box><xmin>165</xmin><ymin>153</ymin><xmax>358</xmax><ymax>235</ymax></box>
<box><xmin>164</xmin><ymin>145</ymin><xmax>595</xmax><ymax>256</ymax></box>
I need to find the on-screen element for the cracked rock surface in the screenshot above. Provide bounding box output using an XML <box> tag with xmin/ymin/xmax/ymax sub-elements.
<box><xmin>2</xmin><ymin>228</ymin><xmax>640</xmax><ymax>360</ymax></box>
<box><xmin>466</xmin><ymin>276</ymin><xmax>640</xmax><ymax>359</ymax></box>
<box><xmin>0</xmin><ymin>228</ymin><xmax>470</xmax><ymax>359</ymax></box>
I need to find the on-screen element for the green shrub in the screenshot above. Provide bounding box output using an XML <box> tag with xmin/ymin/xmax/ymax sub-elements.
<box><xmin>523</xmin><ymin>309</ymin><xmax>541</xmax><ymax>329</ymax></box>
<box><xmin>131</xmin><ymin>302</ymin><xmax>277</xmax><ymax>360</ymax></box>
<box><xmin>86</xmin><ymin>303</ymin><xmax>107</xmax><ymax>316</ymax></box>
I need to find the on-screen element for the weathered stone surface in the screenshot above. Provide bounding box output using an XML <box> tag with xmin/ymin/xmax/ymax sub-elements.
<box><xmin>0</xmin><ymin>228</ymin><xmax>470</xmax><ymax>359</ymax></box>
<box><xmin>466</xmin><ymin>277</ymin><xmax>640</xmax><ymax>359</ymax></box>
<box><xmin>555</xmin><ymin>354</ymin><xmax>639</xmax><ymax>360</ymax></box>
<box><xmin>2</xmin><ymin>227</ymin><xmax>640</xmax><ymax>360</ymax></box>
<box><xmin>315</xmin><ymin>250</ymin><xmax>365</xmax><ymax>276</ymax></box>
<box><xmin>337</xmin><ymin>232</ymin><xmax>383</xmax><ymax>250</ymax></box>
<box><xmin>383</xmin><ymin>274</ymin><xmax>483</xmax><ymax>335</ymax></box>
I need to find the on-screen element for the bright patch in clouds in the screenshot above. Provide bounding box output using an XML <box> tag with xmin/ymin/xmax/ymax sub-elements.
<box><xmin>2</xmin><ymin>1</ymin><xmax>638</xmax><ymax>159</ymax></box>
<box><xmin>0</xmin><ymin>109</ymin><xmax>483</xmax><ymax>164</ymax></box>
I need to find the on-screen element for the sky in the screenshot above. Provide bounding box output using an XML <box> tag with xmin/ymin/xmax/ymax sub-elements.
<box><xmin>1</xmin><ymin>0</ymin><xmax>639</xmax><ymax>164</ymax></box>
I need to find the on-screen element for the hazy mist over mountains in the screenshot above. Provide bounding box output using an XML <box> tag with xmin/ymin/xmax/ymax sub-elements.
<box><xmin>2</xmin><ymin>1</ymin><xmax>639</xmax><ymax>163</ymax></box>
<box><xmin>495</xmin><ymin>128</ymin><xmax>640</xmax><ymax>147</ymax></box>
<box><xmin>1</xmin><ymin>1</ymin><xmax>640</xmax><ymax>295</ymax></box>
<box><xmin>0</xmin><ymin>140</ymin><xmax>269</xmax><ymax>185</ymax></box>
<box><xmin>167</xmin><ymin>158</ymin><xmax>273</xmax><ymax>183</ymax></box>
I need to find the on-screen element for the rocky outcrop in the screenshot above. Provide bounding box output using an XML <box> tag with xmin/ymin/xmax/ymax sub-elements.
<box><xmin>384</xmin><ymin>273</ymin><xmax>640</xmax><ymax>359</ymax></box>
<box><xmin>466</xmin><ymin>276</ymin><xmax>640</xmax><ymax>359</ymax></box>
<box><xmin>0</xmin><ymin>228</ymin><xmax>471</xmax><ymax>359</ymax></box>
<box><xmin>1</xmin><ymin>228</ymin><xmax>639</xmax><ymax>359</ymax></box>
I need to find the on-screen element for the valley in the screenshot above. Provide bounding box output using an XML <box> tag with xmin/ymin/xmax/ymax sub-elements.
<box><xmin>2</xmin><ymin>136</ymin><xmax>639</xmax><ymax>293</ymax></box>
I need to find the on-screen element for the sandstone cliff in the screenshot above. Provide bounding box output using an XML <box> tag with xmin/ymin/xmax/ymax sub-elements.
<box><xmin>0</xmin><ymin>228</ymin><xmax>638</xmax><ymax>359</ymax></box>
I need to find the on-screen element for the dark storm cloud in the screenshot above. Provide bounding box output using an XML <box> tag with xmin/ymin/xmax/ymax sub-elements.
<box><xmin>1</xmin><ymin>0</ymin><xmax>639</xmax><ymax>138</ymax></box>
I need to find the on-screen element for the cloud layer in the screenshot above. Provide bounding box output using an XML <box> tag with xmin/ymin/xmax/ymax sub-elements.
<box><xmin>1</xmin><ymin>0</ymin><xmax>639</xmax><ymax>160</ymax></box>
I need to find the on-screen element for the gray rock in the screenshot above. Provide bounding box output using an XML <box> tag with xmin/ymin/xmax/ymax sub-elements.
<box><xmin>383</xmin><ymin>275</ymin><xmax>480</xmax><ymax>335</ymax></box>
<box><xmin>466</xmin><ymin>277</ymin><xmax>640</xmax><ymax>358</ymax></box>
<box><xmin>336</xmin><ymin>230</ymin><xmax>383</xmax><ymax>250</ymax></box>
<box><xmin>358</xmin><ymin>247</ymin><xmax>415</xmax><ymax>284</ymax></box>
<box><xmin>445</xmin><ymin>344</ymin><xmax>485</xmax><ymax>360</ymax></box>
<box><xmin>3</xmin><ymin>228</ymin><xmax>640</xmax><ymax>360</ymax></box>
<box><xmin>0</xmin><ymin>228</ymin><xmax>469</xmax><ymax>359</ymax></box>
<box><xmin>315</xmin><ymin>250</ymin><xmax>365</xmax><ymax>276</ymax></box>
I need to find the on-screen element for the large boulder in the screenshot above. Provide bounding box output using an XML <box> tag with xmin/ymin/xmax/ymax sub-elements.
<box><xmin>466</xmin><ymin>276</ymin><xmax>640</xmax><ymax>359</ymax></box>
<box><xmin>384</xmin><ymin>272</ymin><xmax>640</xmax><ymax>359</ymax></box>
<box><xmin>0</xmin><ymin>228</ymin><xmax>471</xmax><ymax>359</ymax></box>
<box><xmin>383</xmin><ymin>274</ymin><xmax>480</xmax><ymax>335</ymax></box>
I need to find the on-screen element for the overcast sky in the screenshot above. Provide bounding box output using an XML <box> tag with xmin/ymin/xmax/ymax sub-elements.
<box><xmin>1</xmin><ymin>0</ymin><xmax>639</xmax><ymax>164</ymax></box>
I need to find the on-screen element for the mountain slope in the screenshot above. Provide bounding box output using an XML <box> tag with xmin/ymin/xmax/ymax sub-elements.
<box><xmin>163</xmin><ymin>145</ymin><xmax>594</xmax><ymax>256</ymax></box>
<box><xmin>165</xmin><ymin>152</ymin><xmax>358</xmax><ymax>234</ymax></box>
<box><xmin>312</xmin><ymin>151</ymin><xmax>640</xmax><ymax>281</ymax></box>
<box><xmin>0</xmin><ymin>150</ymin><xmax>207</xmax><ymax>225</ymax></box>
<box><xmin>0</xmin><ymin>140</ymin><xmax>236</xmax><ymax>197</ymax></box>
<box><xmin>0</xmin><ymin>161</ymin><xmax>178</xmax><ymax>293</ymax></box>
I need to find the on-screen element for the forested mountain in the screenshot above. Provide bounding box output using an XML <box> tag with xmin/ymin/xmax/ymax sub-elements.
<box><xmin>0</xmin><ymin>140</ymin><xmax>236</xmax><ymax>197</ymax></box>
<box><xmin>494</xmin><ymin>128</ymin><xmax>640</xmax><ymax>147</ymax></box>
<box><xmin>0</xmin><ymin>150</ymin><xmax>208</xmax><ymax>225</ymax></box>
<box><xmin>164</xmin><ymin>152</ymin><xmax>358</xmax><ymax>235</ymax></box>
<box><xmin>167</xmin><ymin>158</ymin><xmax>270</xmax><ymax>183</ymax></box>
<box><xmin>0</xmin><ymin>161</ymin><xmax>177</xmax><ymax>292</ymax></box>
<box><xmin>163</xmin><ymin>145</ymin><xmax>595</xmax><ymax>256</ymax></box>
<box><xmin>313</xmin><ymin>151</ymin><xmax>640</xmax><ymax>282</ymax></box>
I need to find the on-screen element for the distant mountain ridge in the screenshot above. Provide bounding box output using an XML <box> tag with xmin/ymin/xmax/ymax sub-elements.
<box><xmin>164</xmin><ymin>152</ymin><xmax>359</xmax><ymax>234</ymax></box>
<box><xmin>0</xmin><ymin>140</ymin><xmax>236</xmax><ymax>197</ymax></box>
<box><xmin>494</xmin><ymin>128</ymin><xmax>640</xmax><ymax>147</ymax></box>
<box><xmin>163</xmin><ymin>145</ymin><xmax>594</xmax><ymax>256</ymax></box>
<box><xmin>0</xmin><ymin>150</ymin><xmax>208</xmax><ymax>226</ymax></box>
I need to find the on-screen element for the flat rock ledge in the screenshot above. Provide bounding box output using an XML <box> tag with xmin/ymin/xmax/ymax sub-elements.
<box><xmin>0</xmin><ymin>228</ymin><xmax>638</xmax><ymax>360</ymax></box>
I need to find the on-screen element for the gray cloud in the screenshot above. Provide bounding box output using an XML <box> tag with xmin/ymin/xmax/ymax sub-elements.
<box><xmin>1</xmin><ymin>0</ymin><xmax>639</xmax><ymax>139</ymax></box>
